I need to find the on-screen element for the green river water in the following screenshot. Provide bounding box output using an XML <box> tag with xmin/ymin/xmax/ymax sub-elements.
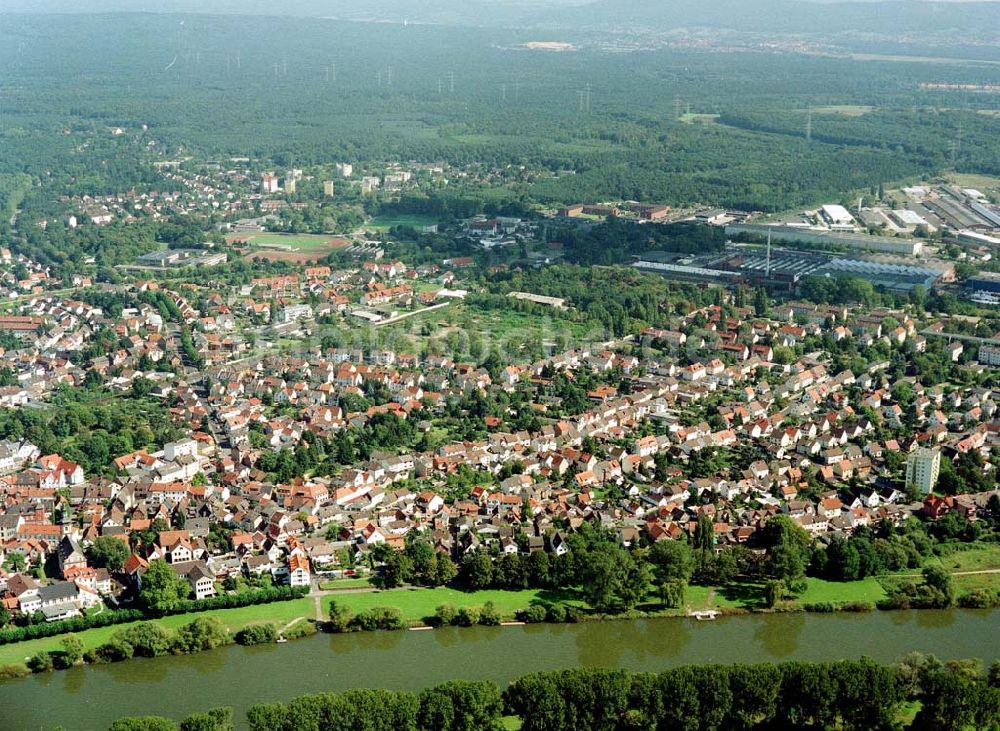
<box><xmin>1</xmin><ymin>609</ymin><xmax>998</xmax><ymax>730</ymax></box>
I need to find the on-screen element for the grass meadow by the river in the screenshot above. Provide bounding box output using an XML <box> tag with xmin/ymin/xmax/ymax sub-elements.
<box><xmin>927</xmin><ymin>543</ymin><xmax>1000</xmax><ymax>573</ymax></box>
<box><xmin>325</xmin><ymin>587</ymin><xmax>585</xmax><ymax>622</ymax></box>
<box><xmin>325</xmin><ymin>575</ymin><xmax>892</xmax><ymax>624</ymax></box>
<box><xmin>4</xmin><ymin>544</ymin><xmax>997</xmax><ymax>669</ymax></box>
<box><xmin>0</xmin><ymin>599</ymin><xmax>313</xmax><ymax>668</ymax></box>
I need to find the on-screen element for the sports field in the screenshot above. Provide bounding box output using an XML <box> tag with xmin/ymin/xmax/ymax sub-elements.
<box><xmin>229</xmin><ymin>233</ymin><xmax>351</xmax><ymax>263</ymax></box>
<box><xmin>227</xmin><ymin>233</ymin><xmax>351</xmax><ymax>251</ymax></box>
<box><xmin>365</xmin><ymin>214</ymin><xmax>441</xmax><ymax>231</ymax></box>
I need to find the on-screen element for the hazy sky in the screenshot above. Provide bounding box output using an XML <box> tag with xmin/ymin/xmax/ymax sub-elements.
<box><xmin>0</xmin><ymin>0</ymin><xmax>994</xmax><ymax>10</ymax></box>
<box><xmin>0</xmin><ymin>0</ymin><xmax>995</xmax><ymax>26</ymax></box>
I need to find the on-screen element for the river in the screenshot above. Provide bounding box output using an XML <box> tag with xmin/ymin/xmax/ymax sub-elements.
<box><xmin>3</xmin><ymin>609</ymin><xmax>998</xmax><ymax>730</ymax></box>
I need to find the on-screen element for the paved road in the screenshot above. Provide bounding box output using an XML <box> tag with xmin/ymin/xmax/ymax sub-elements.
<box><xmin>920</xmin><ymin>329</ymin><xmax>999</xmax><ymax>346</ymax></box>
<box><xmin>372</xmin><ymin>301</ymin><xmax>452</xmax><ymax>327</ymax></box>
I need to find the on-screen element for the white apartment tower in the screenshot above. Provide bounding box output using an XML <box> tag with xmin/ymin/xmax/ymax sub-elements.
<box><xmin>906</xmin><ymin>448</ymin><xmax>941</xmax><ymax>495</ymax></box>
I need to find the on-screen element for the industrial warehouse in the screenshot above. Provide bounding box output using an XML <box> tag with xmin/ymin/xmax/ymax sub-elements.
<box><xmin>634</xmin><ymin>244</ymin><xmax>954</xmax><ymax>294</ymax></box>
<box><xmin>650</xmin><ymin>181</ymin><xmax>1000</xmax><ymax>300</ymax></box>
<box><xmin>724</xmin><ymin>224</ymin><xmax>925</xmax><ymax>256</ymax></box>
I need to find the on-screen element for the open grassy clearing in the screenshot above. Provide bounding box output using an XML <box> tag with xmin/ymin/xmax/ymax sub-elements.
<box><xmin>684</xmin><ymin>583</ymin><xmax>753</xmax><ymax>610</ymax></box>
<box><xmin>928</xmin><ymin>543</ymin><xmax>1000</xmax><ymax>573</ymax></box>
<box><xmin>804</xmin><ymin>105</ymin><xmax>875</xmax><ymax>117</ymax></box>
<box><xmin>325</xmin><ymin>587</ymin><xmax>585</xmax><ymax>622</ymax></box>
<box><xmin>952</xmin><ymin>572</ymin><xmax>1000</xmax><ymax>594</ymax></box>
<box><xmin>0</xmin><ymin>599</ymin><xmax>313</xmax><ymax>668</ymax></box>
<box><xmin>879</xmin><ymin>570</ymin><xmax>1000</xmax><ymax>596</ymax></box>
<box><xmin>678</xmin><ymin>113</ymin><xmax>720</xmax><ymax>124</ymax></box>
<box><xmin>365</xmin><ymin>213</ymin><xmax>442</xmax><ymax>231</ymax></box>
<box><xmin>795</xmin><ymin>577</ymin><xmax>887</xmax><ymax>606</ymax></box>
<box><xmin>944</xmin><ymin>172</ymin><xmax>1000</xmax><ymax>192</ymax></box>
<box><xmin>324</xmin><ymin>574</ymin><xmax>897</xmax><ymax>624</ymax></box>
<box><xmin>691</xmin><ymin>577</ymin><xmax>886</xmax><ymax>611</ymax></box>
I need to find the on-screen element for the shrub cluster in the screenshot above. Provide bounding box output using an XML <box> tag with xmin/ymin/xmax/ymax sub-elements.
<box><xmin>234</xmin><ymin>624</ymin><xmax>278</xmax><ymax>646</ymax></box>
<box><xmin>108</xmin><ymin>706</ymin><xmax>233</xmax><ymax>731</ymax></box>
<box><xmin>515</xmin><ymin>603</ymin><xmax>581</xmax><ymax>624</ymax></box>
<box><xmin>71</xmin><ymin>617</ymin><xmax>229</xmax><ymax>670</ymax></box>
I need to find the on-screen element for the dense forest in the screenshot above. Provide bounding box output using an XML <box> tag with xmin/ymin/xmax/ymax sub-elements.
<box><xmin>553</xmin><ymin>219</ymin><xmax>728</xmax><ymax>266</ymax></box>
<box><xmin>0</xmin><ymin>13</ymin><xmax>997</xmax><ymax>231</ymax></box>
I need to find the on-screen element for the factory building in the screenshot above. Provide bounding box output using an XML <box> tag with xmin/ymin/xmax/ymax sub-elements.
<box><xmin>726</xmin><ymin>224</ymin><xmax>923</xmax><ymax>256</ymax></box>
<box><xmin>819</xmin><ymin>204</ymin><xmax>856</xmax><ymax>229</ymax></box>
<box><xmin>967</xmin><ymin>273</ymin><xmax>1000</xmax><ymax>294</ymax></box>
<box><xmin>890</xmin><ymin>209</ymin><xmax>933</xmax><ymax>231</ymax></box>
<box><xmin>819</xmin><ymin>259</ymin><xmax>943</xmax><ymax>293</ymax></box>
<box><xmin>970</xmin><ymin>202</ymin><xmax>1000</xmax><ymax>228</ymax></box>
<box><xmin>632</xmin><ymin>260</ymin><xmax>741</xmax><ymax>285</ymax></box>
<box><xmin>957</xmin><ymin>230</ymin><xmax>1000</xmax><ymax>248</ymax></box>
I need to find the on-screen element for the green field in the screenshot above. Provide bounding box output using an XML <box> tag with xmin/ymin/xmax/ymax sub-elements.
<box><xmin>928</xmin><ymin>544</ymin><xmax>1000</xmax><ymax>573</ymax></box>
<box><xmin>953</xmin><ymin>572</ymin><xmax>1000</xmax><ymax>594</ymax></box>
<box><xmin>878</xmin><ymin>571</ymin><xmax>1000</xmax><ymax>596</ymax></box>
<box><xmin>366</xmin><ymin>214</ymin><xmax>442</xmax><ymax>231</ymax></box>
<box><xmin>325</xmin><ymin>587</ymin><xmax>583</xmax><ymax>622</ymax></box>
<box><xmin>678</xmin><ymin>113</ymin><xmax>720</xmax><ymax>124</ymax></box>
<box><xmin>945</xmin><ymin>172</ymin><xmax>1000</xmax><ymax>193</ymax></box>
<box><xmin>691</xmin><ymin>577</ymin><xmax>887</xmax><ymax>611</ymax></box>
<box><xmin>880</xmin><ymin>543</ymin><xmax>1000</xmax><ymax>598</ymax></box>
<box><xmin>226</xmin><ymin>233</ymin><xmax>349</xmax><ymax>251</ymax></box>
<box><xmin>0</xmin><ymin>599</ymin><xmax>313</xmax><ymax>668</ymax></box>
<box><xmin>684</xmin><ymin>583</ymin><xmax>752</xmax><ymax>610</ymax></box>
<box><xmin>795</xmin><ymin>577</ymin><xmax>887</xmax><ymax>606</ymax></box>
<box><xmin>325</xmin><ymin>575</ymin><xmax>895</xmax><ymax>622</ymax></box>
<box><xmin>804</xmin><ymin>105</ymin><xmax>875</xmax><ymax>117</ymax></box>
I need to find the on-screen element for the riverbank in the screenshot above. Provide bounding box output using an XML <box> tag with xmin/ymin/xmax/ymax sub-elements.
<box><xmin>3</xmin><ymin>610</ymin><xmax>998</xmax><ymax>730</ymax></box>
<box><xmin>320</xmin><ymin>576</ymin><xmax>889</xmax><ymax>624</ymax></box>
<box><xmin>0</xmin><ymin>579</ymin><xmax>960</xmax><ymax>666</ymax></box>
<box><xmin>3</xmin><ymin>568</ymin><xmax>993</xmax><ymax>676</ymax></box>
<box><xmin>0</xmin><ymin>598</ymin><xmax>314</xmax><ymax>669</ymax></box>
